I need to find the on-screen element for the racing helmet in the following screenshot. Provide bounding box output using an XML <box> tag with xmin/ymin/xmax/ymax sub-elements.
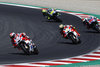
<box><xmin>48</xmin><ymin>8</ymin><xmax>52</xmax><ymax>12</ymax></box>
<box><xmin>22</xmin><ymin>32</ymin><xmax>26</xmax><ymax>35</ymax></box>
<box><xmin>89</xmin><ymin>16</ymin><xmax>94</xmax><ymax>19</ymax></box>
<box><xmin>10</xmin><ymin>32</ymin><xmax>15</xmax><ymax>38</ymax></box>
<box><xmin>42</xmin><ymin>8</ymin><xmax>47</xmax><ymax>12</ymax></box>
<box><xmin>53</xmin><ymin>8</ymin><xmax>56</xmax><ymax>11</ymax></box>
<box><xmin>94</xmin><ymin>17</ymin><xmax>97</xmax><ymax>19</ymax></box>
<box><xmin>59</xmin><ymin>24</ymin><xmax>64</xmax><ymax>29</ymax></box>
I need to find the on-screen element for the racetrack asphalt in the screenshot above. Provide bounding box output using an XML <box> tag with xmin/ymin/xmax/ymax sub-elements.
<box><xmin>0</xmin><ymin>4</ymin><xmax>100</xmax><ymax>64</ymax></box>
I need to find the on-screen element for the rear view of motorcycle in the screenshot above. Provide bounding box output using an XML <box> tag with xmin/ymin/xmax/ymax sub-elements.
<box><xmin>91</xmin><ymin>21</ymin><xmax>100</xmax><ymax>32</ymax></box>
<box><xmin>42</xmin><ymin>8</ymin><xmax>62</xmax><ymax>22</ymax></box>
<box><xmin>83</xmin><ymin>16</ymin><xmax>100</xmax><ymax>32</ymax></box>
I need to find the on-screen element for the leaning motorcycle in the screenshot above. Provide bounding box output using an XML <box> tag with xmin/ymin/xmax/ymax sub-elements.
<box><xmin>63</xmin><ymin>28</ymin><xmax>81</xmax><ymax>44</ymax></box>
<box><xmin>83</xmin><ymin>19</ymin><xmax>100</xmax><ymax>32</ymax></box>
<box><xmin>18</xmin><ymin>38</ymin><xmax>39</xmax><ymax>55</ymax></box>
<box><xmin>42</xmin><ymin>9</ymin><xmax>62</xmax><ymax>22</ymax></box>
<box><xmin>91</xmin><ymin>21</ymin><xmax>100</xmax><ymax>32</ymax></box>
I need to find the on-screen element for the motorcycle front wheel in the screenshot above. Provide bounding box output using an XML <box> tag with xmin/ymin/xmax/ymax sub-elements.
<box><xmin>68</xmin><ymin>33</ymin><xmax>80</xmax><ymax>44</ymax></box>
<box><xmin>19</xmin><ymin>42</ymin><xmax>30</xmax><ymax>55</ymax></box>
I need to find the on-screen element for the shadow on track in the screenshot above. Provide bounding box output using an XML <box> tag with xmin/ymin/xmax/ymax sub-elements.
<box><xmin>42</xmin><ymin>20</ymin><xmax>62</xmax><ymax>23</ymax></box>
<box><xmin>9</xmin><ymin>53</ymin><xmax>27</xmax><ymax>55</ymax></box>
<box><xmin>9</xmin><ymin>53</ymin><xmax>38</xmax><ymax>56</ymax></box>
<box><xmin>58</xmin><ymin>41</ymin><xmax>80</xmax><ymax>45</ymax></box>
<box><xmin>85</xmin><ymin>30</ymin><xmax>100</xmax><ymax>34</ymax></box>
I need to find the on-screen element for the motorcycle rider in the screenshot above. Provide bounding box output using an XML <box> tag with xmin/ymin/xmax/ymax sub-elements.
<box><xmin>83</xmin><ymin>16</ymin><xmax>98</xmax><ymax>29</ymax></box>
<box><xmin>9</xmin><ymin>32</ymin><xmax>35</xmax><ymax>52</ymax></box>
<box><xmin>42</xmin><ymin>8</ymin><xmax>61</xmax><ymax>21</ymax></box>
<box><xmin>47</xmin><ymin>8</ymin><xmax>57</xmax><ymax>16</ymax></box>
<box><xmin>42</xmin><ymin>8</ymin><xmax>48</xmax><ymax>17</ymax></box>
<box><xmin>59</xmin><ymin>24</ymin><xmax>80</xmax><ymax>38</ymax></box>
<box><xmin>47</xmin><ymin>8</ymin><xmax>58</xmax><ymax>20</ymax></box>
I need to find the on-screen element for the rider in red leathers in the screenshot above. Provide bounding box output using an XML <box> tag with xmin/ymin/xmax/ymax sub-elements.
<box><xmin>10</xmin><ymin>32</ymin><xmax>39</xmax><ymax>54</ymax></box>
<box><xmin>59</xmin><ymin>24</ymin><xmax>80</xmax><ymax>39</ymax></box>
<box><xmin>9</xmin><ymin>32</ymin><xmax>31</xmax><ymax>48</ymax></box>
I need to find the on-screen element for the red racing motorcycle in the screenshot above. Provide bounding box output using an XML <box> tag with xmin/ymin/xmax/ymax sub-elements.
<box><xmin>16</xmin><ymin>37</ymin><xmax>39</xmax><ymax>55</ymax></box>
<box><xmin>61</xmin><ymin>27</ymin><xmax>81</xmax><ymax>44</ymax></box>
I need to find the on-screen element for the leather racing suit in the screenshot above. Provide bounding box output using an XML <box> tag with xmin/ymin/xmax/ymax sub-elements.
<box><xmin>60</xmin><ymin>25</ymin><xmax>80</xmax><ymax>38</ymax></box>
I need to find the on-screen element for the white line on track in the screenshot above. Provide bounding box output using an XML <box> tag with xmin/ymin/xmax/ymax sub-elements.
<box><xmin>14</xmin><ymin>63</ymin><xmax>49</xmax><ymax>66</ymax></box>
<box><xmin>56</xmin><ymin>58</ymin><xmax>88</xmax><ymax>62</ymax></box>
<box><xmin>33</xmin><ymin>61</ymin><xmax>71</xmax><ymax>65</ymax></box>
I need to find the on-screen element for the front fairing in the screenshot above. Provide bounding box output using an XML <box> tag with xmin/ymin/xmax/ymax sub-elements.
<box><xmin>25</xmin><ymin>40</ymin><xmax>31</xmax><ymax>45</ymax></box>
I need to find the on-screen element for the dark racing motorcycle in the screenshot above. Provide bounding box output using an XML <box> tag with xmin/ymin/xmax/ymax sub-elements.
<box><xmin>90</xmin><ymin>21</ymin><xmax>100</xmax><ymax>32</ymax></box>
<box><xmin>42</xmin><ymin>9</ymin><xmax>62</xmax><ymax>22</ymax></box>
<box><xmin>18</xmin><ymin>40</ymin><xmax>39</xmax><ymax>55</ymax></box>
<box><xmin>61</xmin><ymin>28</ymin><xmax>81</xmax><ymax>44</ymax></box>
<box><xmin>83</xmin><ymin>18</ymin><xmax>100</xmax><ymax>32</ymax></box>
<box><xmin>17</xmin><ymin>37</ymin><xmax>39</xmax><ymax>55</ymax></box>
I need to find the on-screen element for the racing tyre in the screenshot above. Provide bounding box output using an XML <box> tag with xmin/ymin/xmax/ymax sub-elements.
<box><xmin>19</xmin><ymin>42</ymin><xmax>30</xmax><ymax>55</ymax></box>
<box><xmin>68</xmin><ymin>33</ymin><xmax>80</xmax><ymax>44</ymax></box>
<box><xmin>33</xmin><ymin>46</ymin><xmax>39</xmax><ymax>55</ymax></box>
<box><xmin>92</xmin><ymin>23</ymin><xmax>100</xmax><ymax>32</ymax></box>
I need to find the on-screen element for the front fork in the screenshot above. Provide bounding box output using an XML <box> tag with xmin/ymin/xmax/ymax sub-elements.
<box><xmin>72</xmin><ymin>32</ymin><xmax>79</xmax><ymax>40</ymax></box>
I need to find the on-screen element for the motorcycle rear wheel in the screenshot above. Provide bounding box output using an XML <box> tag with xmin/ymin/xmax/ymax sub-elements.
<box><xmin>33</xmin><ymin>46</ymin><xmax>39</xmax><ymax>55</ymax></box>
<box><xmin>92</xmin><ymin>23</ymin><xmax>100</xmax><ymax>32</ymax></box>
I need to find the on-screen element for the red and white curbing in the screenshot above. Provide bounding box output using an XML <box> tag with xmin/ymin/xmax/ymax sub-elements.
<box><xmin>1</xmin><ymin>48</ymin><xmax>100</xmax><ymax>67</ymax></box>
<box><xmin>0</xmin><ymin>2</ymin><xmax>100</xmax><ymax>67</ymax></box>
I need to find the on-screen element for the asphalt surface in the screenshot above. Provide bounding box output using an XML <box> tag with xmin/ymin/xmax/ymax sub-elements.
<box><xmin>0</xmin><ymin>4</ymin><xmax>100</xmax><ymax>64</ymax></box>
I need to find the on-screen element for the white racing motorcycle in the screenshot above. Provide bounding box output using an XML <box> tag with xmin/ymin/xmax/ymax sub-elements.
<box><xmin>18</xmin><ymin>38</ymin><xmax>39</xmax><ymax>55</ymax></box>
